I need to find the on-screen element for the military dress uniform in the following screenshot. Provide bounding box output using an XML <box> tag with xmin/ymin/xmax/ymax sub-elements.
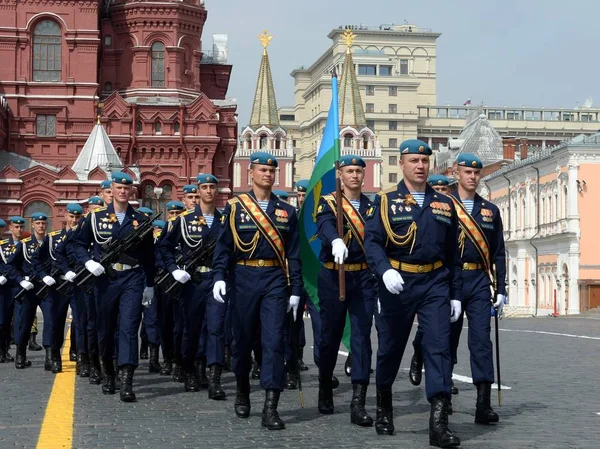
<box><xmin>212</xmin><ymin>151</ymin><xmax>302</xmax><ymax>430</ymax></box>
<box><xmin>364</xmin><ymin>140</ymin><xmax>462</xmax><ymax>447</ymax></box>
<box><xmin>0</xmin><ymin>219</ymin><xmax>20</xmax><ymax>363</ymax></box>
<box><xmin>71</xmin><ymin>172</ymin><xmax>155</xmax><ymax>402</ymax></box>
<box><xmin>137</xmin><ymin>206</ymin><xmax>156</xmax><ymax>361</ymax></box>
<box><xmin>315</xmin><ymin>155</ymin><xmax>377</xmax><ymax>427</ymax></box>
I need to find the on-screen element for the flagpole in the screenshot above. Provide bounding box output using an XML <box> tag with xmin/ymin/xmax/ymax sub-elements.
<box><xmin>332</xmin><ymin>68</ymin><xmax>345</xmax><ymax>302</ymax></box>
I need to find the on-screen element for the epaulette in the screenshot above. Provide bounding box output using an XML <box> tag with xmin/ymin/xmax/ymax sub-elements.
<box><xmin>48</xmin><ymin>230</ymin><xmax>62</xmax><ymax>237</ymax></box>
<box><xmin>227</xmin><ymin>197</ymin><xmax>239</xmax><ymax>205</ymax></box>
<box><xmin>22</xmin><ymin>237</ymin><xmax>31</xmax><ymax>243</ymax></box>
<box><xmin>323</xmin><ymin>193</ymin><xmax>335</xmax><ymax>201</ymax></box>
<box><xmin>168</xmin><ymin>216</ymin><xmax>177</xmax><ymax>222</ymax></box>
<box><xmin>92</xmin><ymin>206</ymin><xmax>108</xmax><ymax>213</ymax></box>
<box><xmin>377</xmin><ymin>186</ymin><xmax>397</xmax><ymax>196</ymax></box>
<box><xmin>0</xmin><ymin>239</ymin><xmax>7</xmax><ymax>245</ymax></box>
<box><xmin>180</xmin><ymin>209</ymin><xmax>194</xmax><ymax>217</ymax></box>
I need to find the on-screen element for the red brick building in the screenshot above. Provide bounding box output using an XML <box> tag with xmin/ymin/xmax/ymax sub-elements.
<box><xmin>0</xmin><ymin>0</ymin><xmax>237</xmax><ymax>230</ymax></box>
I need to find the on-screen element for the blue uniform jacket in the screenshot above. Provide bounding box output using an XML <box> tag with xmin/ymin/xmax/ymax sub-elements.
<box><xmin>160</xmin><ymin>206</ymin><xmax>222</xmax><ymax>274</ymax></box>
<box><xmin>0</xmin><ymin>236</ymin><xmax>19</xmax><ymax>284</ymax></box>
<box><xmin>316</xmin><ymin>193</ymin><xmax>372</xmax><ymax>264</ymax></box>
<box><xmin>365</xmin><ymin>181</ymin><xmax>462</xmax><ymax>301</ymax></box>
<box><xmin>212</xmin><ymin>191</ymin><xmax>303</xmax><ymax>297</ymax></box>
<box><xmin>70</xmin><ymin>203</ymin><xmax>156</xmax><ymax>287</ymax></box>
<box><xmin>5</xmin><ymin>237</ymin><xmax>43</xmax><ymax>284</ymax></box>
<box><xmin>455</xmin><ymin>193</ymin><xmax>507</xmax><ymax>296</ymax></box>
<box><xmin>31</xmin><ymin>230</ymin><xmax>68</xmax><ymax>279</ymax></box>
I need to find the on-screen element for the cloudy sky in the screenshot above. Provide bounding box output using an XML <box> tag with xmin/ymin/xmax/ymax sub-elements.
<box><xmin>202</xmin><ymin>0</ymin><xmax>597</xmax><ymax>126</ymax></box>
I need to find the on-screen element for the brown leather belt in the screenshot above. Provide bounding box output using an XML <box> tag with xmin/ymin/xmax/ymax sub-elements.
<box><xmin>462</xmin><ymin>262</ymin><xmax>484</xmax><ymax>271</ymax></box>
<box><xmin>388</xmin><ymin>259</ymin><xmax>443</xmax><ymax>274</ymax></box>
<box><xmin>323</xmin><ymin>262</ymin><xmax>369</xmax><ymax>272</ymax></box>
<box><xmin>236</xmin><ymin>259</ymin><xmax>280</xmax><ymax>268</ymax></box>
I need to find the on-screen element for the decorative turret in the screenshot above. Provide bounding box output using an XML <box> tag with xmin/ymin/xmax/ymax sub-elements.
<box><xmin>249</xmin><ymin>30</ymin><xmax>280</xmax><ymax>128</ymax></box>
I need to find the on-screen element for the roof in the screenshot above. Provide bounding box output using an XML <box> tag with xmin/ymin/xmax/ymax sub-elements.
<box><xmin>249</xmin><ymin>48</ymin><xmax>279</xmax><ymax>127</ymax></box>
<box><xmin>338</xmin><ymin>50</ymin><xmax>366</xmax><ymax>128</ymax></box>
<box><xmin>71</xmin><ymin>121</ymin><xmax>123</xmax><ymax>180</ymax></box>
<box><xmin>0</xmin><ymin>151</ymin><xmax>59</xmax><ymax>173</ymax></box>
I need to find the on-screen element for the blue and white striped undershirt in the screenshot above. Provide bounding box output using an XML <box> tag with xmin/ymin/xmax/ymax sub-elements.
<box><xmin>462</xmin><ymin>199</ymin><xmax>475</xmax><ymax>214</ymax></box>
<box><xmin>204</xmin><ymin>214</ymin><xmax>214</xmax><ymax>228</ymax></box>
<box><xmin>349</xmin><ymin>199</ymin><xmax>360</xmax><ymax>210</ymax></box>
<box><xmin>258</xmin><ymin>200</ymin><xmax>269</xmax><ymax>212</ymax></box>
<box><xmin>409</xmin><ymin>192</ymin><xmax>425</xmax><ymax>208</ymax></box>
<box><xmin>115</xmin><ymin>212</ymin><xmax>126</xmax><ymax>224</ymax></box>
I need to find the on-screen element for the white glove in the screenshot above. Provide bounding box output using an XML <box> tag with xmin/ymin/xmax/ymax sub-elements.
<box><xmin>493</xmin><ymin>294</ymin><xmax>507</xmax><ymax>317</ymax></box>
<box><xmin>172</xmin><ymin>269</ymin><xmax>191</xmax><ymax>284</ymax></box>
<box><xmin>64</xmin><ymin>271</ymin><xmax>77</xmax><ymax>283</ymax></box>
<box><xmin>43</xmin><ymin>276</ymin><xmax>56</xmax><ymax>287</ymax></box>
<box><xmin>20</xmin><ymin>280</ymin><xmax>34</xmax><ymax>291</ymax></box>
<box><xmin>377</xmin><ymin>299</ymin><xmax>382</xmax><ymax>314</ymax></box>
<box><xmin>288</xmin><ymin>295</ymin><xmax>301</xmax><ymax>321</ymax></box>
<box><xmin>450</xmin><ymin>300</ymin><xmax>462</xmax><ymax>323</ymax></box>
<box><xmin>382</xmin><ymin>269</ymin><xmax>404</xmax><ymax>294</ymax></box>
<box><xmin>213</xmin><ymin>280</ymin><xmax>226</xmax><ymax>303</ymax></box>
<box><xmin>331</xmin><ymin>238</ymin><xmax>348</xmax><ymax>265</ymax></box>
<box><xmin>85</xmin><ymin>260</ymin><xmax>105</xmax><ymax>277</ymax></box>
<box><xmin>0</xmin><ymin>275</ymin><xmax>7</xmax><ymax>285</ymax></box>
<box><xmin>142</xmin><ymin>287</ymin><xmax>155</xmax><ymax>307</ymax></box>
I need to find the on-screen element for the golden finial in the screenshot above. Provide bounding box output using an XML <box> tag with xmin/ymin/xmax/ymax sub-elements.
<box><xmin>96</xmin><ymin>115</ymin><xmax>101</xmax><ymax>125</ymax></box>
<box><xmin>341</xmin><ymin>28</ymin><xmax>356</xmax><ymax>53</ymax></box>
<box><xmin>258</xmin><ymin>30</ymin><xmax>273</xmax><ymax>55</ymax></box>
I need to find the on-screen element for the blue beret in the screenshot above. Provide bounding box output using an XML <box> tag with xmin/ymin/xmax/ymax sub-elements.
<box><xmin>9</xmin><ymin>216</ymin><xmax>25</xmax><ymax>224</ymax></box>
<box><xmin>456</xmin><ymin>153</ymin><xmax>483</xmax><ymax>169</ymax></box>
<box><xmin>99</xmin><ymin>180</ymin><xmax>112</xmax><ymax>189</ymax></box>
<box><xmin>250</xmin><ymin>151</ymin><xmax>278</xmax><ymax>167</ymax></box>
<box><xmin>339</xmin><ymin>154</ymin><xmax>366</xmax><ymax>168</ymax></box>
<box><xmin>66</xmin><ymin>203</ymin><xmax>83</xmax><ymax>215</ymax></box>
<box><xmin>88</xmin><ymin>196</ymin><xmax>104</xmax><ymax>206</ymax></box>
<box><xmin>166</xmin><ymin>201</ymin><xmax>185</xmax><ymax>211</ymax></box>
<box><xmin>295</xmin><ymin>179</ymin><xmax>309</xmax><ymax>192</ymax></box>
<box><xmin>137</xmin><ymin>207</ymin><xmax>154</xmax><ymax>216</ymax></box>
<box><xmin>31</xmin><ymin>212</ymin><xmax>48</xmax><ymax>221</ymax></box>
<box><xmin>399</xmin><ymin>139</ymin><xmax>432</xmax><ymax>156</ymax></box>
<box><xmin>0</xmin><ymin>219</ymin><xmax>6</xmax><ymax>227</ymax></box>
<box><xmin>152</xmin><ymin>220</ymin><xmax>166</xmax><ymax>229</ymax></box>
<box><xmin>273</xmin><ymin>190</ymin><xmax>289</xmax><ymax>199</ymax></box>
<box><xmin>182</xmin><ymin>184</ymin><xmax>198</xmax><ymax>194</ymax></box>
<box><xmin>196</xmin><ymin>173</ymin><xmax>219</xmax><ymax>185</ymax></box>
<box><xmin>427</xmin><ymin>174</ymin><xmax>451</xmax><ymax>186</ymax></box>
<box><xmin>111</xmin><ymin>171</ymin><xmax>133</xmax><ymax>185</ymax></box>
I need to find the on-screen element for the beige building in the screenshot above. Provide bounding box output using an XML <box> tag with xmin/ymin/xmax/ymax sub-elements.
<box><xmin>284</xmin><ymin>23</ymin><xmax>600</xmax><ymax>189</ymax></box>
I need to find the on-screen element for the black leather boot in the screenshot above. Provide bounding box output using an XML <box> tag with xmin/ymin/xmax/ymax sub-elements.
<box><xmin>148</xmin><ymin>344</ymin><xmax>161</xmax><ymax>373</ymax></box>
<box><xmin>184</xmin><ymin>363</ymin><xmax>200</xmax><ymax>392</ymax></box>
<box><xmin>375</xmin><ymin>388</ymin><xmax>394</xmax><ymax>435</ymax></box>
<box><xmin>69</xmin><ymin>346</ymin><xmax>77</xmax><ymax>362</ymax></box>
<box><xmin>15</xmin><ymin>344</ymin><xmax>27</xmax><ymax>369</ymax></box>
<box><xmin>409</xmin><ymin>348</ymin><xmax>423</xmax><ymax>386</ymax></box>
<box><xmin>160</xmin><ymin>359</ymin><xmax>173</xmax><ymax>375</ymax></box>
<box><xmin>234</xmin><ymin>377</ymin><xmax>251</xmax><ymax>418</ymax></box>
<box><xmin>350</xmin><ymin>383</ymin><xmax>373</xmax><ymax>427</ymax></box>
<box><xmin>75</xmin><ymin>352</ymin><xmax>81</xmax><ymax>375</ymax></box>
<box><xmin>285</xmin><ymin>366</ymin><xmax>298</xmax><ymax>390</ymax></box>
<box><xmin>139</xmin><ymin>339</ymin><xmax>148</xmax><ymax>360</ymax></box>
<box><xmin>89</xmin><ymin>353</ymin><xmax>102</xmax><ymax>384</ymax></box>
<box><xmin>120</xmin><ymin>365</ymin><xmax>136</xmax><ymax>402</ymax></box>
<box><xmin>298</xmin><ymin>347</ymin><xmax>308</xmax><ymax>371</ymax></box>
<box><xmin>208</xmin><ymin>364</ymin><xmax>226</xmax><ymax>400</ymax></box>
<box><xmin>0</xmin><ymin>341</ymin><xmax>6</xmax><ymax>363</ymax></box>
<box><xmin>344</xmin><ymin>353</ymin><xmax>352</xmax><ymax>377</ymax></box>
<box><xmin>251</xmin><ymin>359</ymin><xmax>261</xmax><ymax>380</ymax></box>
<box><xmin>223</xmin><ymin>345</ymin><xmax>232</xmax><ymax>372</ymax></box>
<box><xmin>51</xmin><ymin>349</ymin><xmax>62</xmax><ymax>373</ymax></box>
<box><xmin>261</xmin><ymin>389</ymin><xmax>285</xmax><ymax>430</ymax></box>
<box><xmin>451</xmin><ymin>380</ymin><xmax>458</xmax><ymax>395</ymax></box>
<box><xmin>101</xmin><ymin>359</ymin><xmax>116</xmax><ymax>395</ymax></box>
<box><xmin>475</xmin><ymin>382</ymin><xmax>499</xmax><ymax>424</ymax></box>
<box><xmin>113</xmin><ymin>359</ymin><xmax>121</xmax><ymax>390</ymax></box>
<box><xmin>318</xmin><ymin>376</ymin><xmax>334</xmax><ymax>414</ymax></box>
<box><xmin>332</xmin><ymin>375</ymin><xmax>340</xmax><ymax>390</ymax></box>
<box><xmin>195</xmin><ymin>358</ymin><xmax>209</xmax><ymax>388</ymax></box>
<box><xmin>44</xmin><ymin>348</ymin><xmax>52</xmax><ymax>371</ymax></box>
<box><xmin>429</xmin><ymin>396</ymin><xmax>460</xmax><ymax>447</ymax></box>
<box><xmin>172</xmin><ymin>363</ymin><xmax>184</xmax><ymax>383</ymax></box>
<box><xmin>28</xmin><ymin>333</ymin><xmax>42</xmax><ymax>351</ymax></box>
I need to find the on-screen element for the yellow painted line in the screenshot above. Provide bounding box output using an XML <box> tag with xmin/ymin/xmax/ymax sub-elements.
<box><xmin>36</xmin><ymin>325</ymin><xmax>76</xmax><ymax>449</ymax></box>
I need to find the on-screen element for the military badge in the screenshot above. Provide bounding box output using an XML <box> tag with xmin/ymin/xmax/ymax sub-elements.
<box><xmin>109</xmin><ymin>214</ymin><xmax>118</xmax><ymax>223</ymax></box>
<box><xmin>133</xmin><ymin>220</ymin><xmax>139</xmax><ymax>229</ymax></box>
<box><xmin>403</xmin><ymin>194</ymin><xmax>418</xmax><ymax>207</ymax></box>
<box><xmin>275</xmin><ymin>209</ymin><xmax>289</xmax><ymax>223</ymax></box>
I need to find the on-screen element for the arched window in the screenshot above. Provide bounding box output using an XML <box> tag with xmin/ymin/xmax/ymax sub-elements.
<box><xmin>344</xmin><ymin>133</ymin><xmax>353</xmax><ymax>148</ymax></box>
<box><xmin>245</xmin><ymin>135</ymin><xmax>252</xmax><ymax>149</ymax></box>
<box><xmin>151</xmin><ymin>42</ymin><xmax>165</xmax><ymax>87</ymax></box>
<box><xmin>24</xmin><ymin>201</ymin><xmax>53</xmax><ymax>232</ymax></box>
<box><xmin>136</xmin><ymin>120</ymin><xmax>143</xmax><ymax>134</ymax></box>
<box><xmin>33</xmin><ymin>20</ymin><xmax>62</xmax><ymax>82</ymax></box>
<box><xmin>154</xmin><ymin>122</ymin><xmax>162</xmax><ymax>135</ymax></box>
<box><xmin>259</xmin><ymin>134</ymin><xmax>268</xmax><ymax>149</ymax></box>
<box><xmin>173</xmin><ymin>121</ymin><xmax>180</xmax><ymax>135</ymax></box>
<box><xmin>363</xmin><ymin>135</ymin><xmax>369</xmax><ymax>150</ymax></box>
<box><xmin>141</xmin><ymin>183</ymin><xmax>173</xmax><ymax>213</ymax></box>
<box><xmin>275</xmin><ymin>136</ymin><xmax>282</xmax><ymax>150</ymax></box>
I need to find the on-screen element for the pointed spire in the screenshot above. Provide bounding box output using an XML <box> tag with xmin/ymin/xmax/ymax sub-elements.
<box><xmin>338</xmin><ymin>29</ymin><xmax>366</xmax><ymax>129</ymax></box>
<box><xmin>249</xmin><ymin>30</ymin><xmax>279</xmax><ymax>128</ymax></box>
<box><xmin>72</xmin><ymin>120</ymin><xmax>124</xmax><ymax>180</ymax></box>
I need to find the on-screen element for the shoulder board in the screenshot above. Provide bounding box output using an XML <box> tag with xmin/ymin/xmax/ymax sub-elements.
<box><xmin>180</xmin><ymin>209</ymin><xmax>194</xmax><ymax>217</ymax></box>
<box><xmin>168</xmin><ymin>216</ymin><xmax>177</xmax><ymax>222</ymax></box>
<box><xmin>323</xmin><ymin>194</ymin><xmax>335</xmax><ymax>201</ymax></box>
<box><xmin>227</xmin><ymin>198</ymin><xmax>239</xmax><ymax>205</ymax></box>
<box><xmin>377</xmin><ymin>186</ymin><xmax>397</xmax><ymax>196</ymax></box>
<box><xmin>22</xmin><ymin>237</ymin><xmax>31</xmax><ymax>243</ymax></box>
<box><xmin>48</xmin><ymin>230</ymin><xmax>62</xmax><ymax>237</ymax></box>
<box><xmin>93</xmin><ymin>206</ymin><xmax>107</xmax><ymax>213</ymax></box>
<box><xmin>0</xmin><ymin>239</ymin><xmax>7</xmax><ymax>245</ymax></box>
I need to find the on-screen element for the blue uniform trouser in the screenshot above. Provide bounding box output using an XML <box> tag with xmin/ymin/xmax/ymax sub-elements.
<box><xmin>224</xmin><ymin>303</ymin><xmax>233</xmax><ymax>346</ymax></box>
<box><xmin>69</xmin><ymin>287</ymin><xmax>87</xmax><ymax>354</ymax></box>
<box><xmin>284</xmin><ymin>291</ymin><xmax>308</xmax><ymax>364</ymax></box>
<box><xmin>95</xmin><ymin>268</ymin><xmax>144</xmax><ymax>367</ymax></box>
<box><xmin>48</xmin><ymin>290</ymin><xmax>70</xmax><ymax>351</ymax></box>
<box><xmin>0</xmin><ymin>285</ymin><xmax>16</xmax><ymax>345</ymax></box>
<box><xmin>306</xmin><ymin>293</ymin><xmax>321</xmax><ymax>367</ymax></box>
<box><xmin>14</xmin><ymin>292</ymin><xmax>40</xmax><ymax>346</ymax></box>
<box><xmin>231</xmin><ymin>265</ymin><xmax>288</xmax><ymax>391</ymax></box>
<box><xmin>196</xmin><ymin>310</ymin><xmax>208</xmax><ymax>360</ymax></box>
<box><xmin>158</xmin><ymin>286</ymin><xmax>174</xmax><ymax>360</ymax></box>
<box><xmin>180</xmin><ymin>275</ymin><xmax>209</xmax><ymax>366</ymax></box>
<box><xmin>376</xmin><ymin>267</ymin><xmax>453</xmax><ymax>401</ymax></box>
<box><xmin>318</xmin><ymin>268</ymin><xmax>376</xmax><ymax>385</ymax></box>
<box><xmin>205</xmin><ymin>295</ymin><xmax>227</xmax><ymax>366</ymax></box>
<box><xmin>450</xmin><ymin>270</ymin><xmax>494</xmax><ymax>384</ymax></box>
<box><xmin>142</xmin><ymin>299</ymin><xmax>160</xmax><ymax>346</ymax></box>
<box><xmin>39</xmin><ymin>294</ymin><xmax>52</xmax><ymax>348</ymax></box>
<box><xmin>85</xmin><ymin>291</ymin><xmax>98</xmax><ymax>355</ymax></box>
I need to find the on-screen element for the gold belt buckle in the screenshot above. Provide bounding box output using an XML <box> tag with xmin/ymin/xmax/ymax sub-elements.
<box><xmin>417</xmin><ymin>265</ymin><xmax>425</xmax><ymax>274</ymax></box>
<box><xmin>115</xmin><ymin>263</ymin><xmax>122</xmax><ymax>271</ymax></box>
<box><xmin>463</xmin><ymin>262</ymin><xmax>469</xmax><ymax>270</ymax></box>
<box><xmin>258</xmin><ymin>259</ymin><xmax>265</xmax><ymax>267</ymax></box>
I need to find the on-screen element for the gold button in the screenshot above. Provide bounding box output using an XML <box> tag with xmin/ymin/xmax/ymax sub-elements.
<box><xmin>463</xmin><ymin>263</ymin><xmax>469</xmax><ymax>270</ymax></box>
<box><xmin>418</xmin><ymin>265</ymin><xmax>425</xmax><ymax>273</ymax></box>
<box><xmin>258</xmin><ymin>259</ymin><xmax>265</xmax><ymax>267</ymax></box>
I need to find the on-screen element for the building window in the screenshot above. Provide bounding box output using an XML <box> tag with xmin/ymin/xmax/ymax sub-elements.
<box><xmin>173</xmin><ymin>121</ymin><xmax>180</xmax><ymax>135</ymax></box>
<box><xmin>389</xmin><ymin>156</ymin><xmax>397</xmax><ymax>165</ymax></box>
<box><xmin>388</xmin><ymin>173</ymin><xmax>398</xmax><ymax>183</ymax></box>
<box><xmin>154</xmin><ymin>122</ymin><xmax>162</xmax><ymax>135</ymax></box>
<box><xmin>33</xmin><ymin>20</ymin><xmax>62</xmax><ymax>82</ymax></box>
<box><xmin>366</xmin><ymin>120</ymin><xmax>375</xmax><ymax>129</ymax></box>
<box><xmin>365</xmin><ymin>103</ymin><xmax>375</xmax><ymax>113</ymax></box>
<box><xmin>103</xmin><ymin>82</ymin><xmax>112</xmax><ymax>92</ymax></box>
<box><xmin>388</xmin><ymin>121</ymin><xmax>398</xmax><ymax>131</ymax></box>
<box><xmin>136</xmin><ymin>120</ymin><xmax>143</xmax><ymax>134</ymax></box>
<box><xmin>399</xmin><ymin>59</ymin><xmax>409</xmax><ymax>75</ymax></box>
<box><xmin>389</xmin><ymin>86</ymin><xmax>398</xmax><ymax>96</ymax></box>
<box><xmin>362</xmin><ymin>135</ymin><xmax>369</xmax><ymax>150</ymax></box>
<box><xmin>259</xmin><ymin>134</ymin><xmax>268</xmax><ymax>149</ymax></box>
<box><xmin>36</xmin><ymin>114</ymin><xmax>56</xmax><ymax>137</ymax></box>
<box><xmin>275</xmin><ymin>136</ymin><xmax>282</xmax><ymax>150</ymax></box>
<box><xmin>151</xmin><ymin>42</ymin><xmax>165</xmax><ymax>87</ymax></box>
<box><xmin>142</xmin><ymin>183</ymin><xmax>173</xmax><ymax>213</ymax></box>
<box><xmin>358</xmin><ymin>64</ymin><xmax>376</xmax><ymax>76</ymax></box>
<box><xmin>365</xmin><ymin>86</ymin><xmax>375</xmax><ymax>96</ymax></box>
<box><xmin>292</xmin><ymin>139</ymin><xmax>297</xmax><ymax>147</ymax></box>
<box><xmin>379</xmin><ymin>65</ymin><xmax>393</xmax><ymax>76</ymax></box>
<box><xmin>389</xmin><ymin>138</ymin><xmax>397</xmax><ymax>148</ymax></box>
<box><xmin>343</xmin><ymin>133</ymin><xmax>353</xmax><ymax>148</ymax></box>
<box><xmin>104</xmin><ymin>35</ymin><xmax>112</xmax><ymax>47</ymax></box>
<box><xmin>389</xmin><ymin>104</ymin><xmax>397</xmax><ymax>113</ymax></box>
<box><xmin>280</xmin><ymin>114</ymin><xmax>295</xmax><ymax>121</ymax></box>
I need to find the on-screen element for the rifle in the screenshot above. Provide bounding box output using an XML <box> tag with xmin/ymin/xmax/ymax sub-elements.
<box><xmin>62</xmin><ymin>212</ymin><xmax>161</xmax><ymax>294</ymax></box>
<box><xmin>35</xmin><ymin>265</ymin><xmax>64</xmax><ymax>299</ymax></box>
<box><xmin>491</xmin><ymin>263</ymin><xmax>502</xmax><ymax>407</ymax></box>
<box><xmin>14</xmin><ymin>256</ymin><xmax>50</xmax><ymax>301</ymax></box>
<box><xmin>155</xmin><ymin>253</ymin><xmax>184</xmax><ymax>291</ymax></box>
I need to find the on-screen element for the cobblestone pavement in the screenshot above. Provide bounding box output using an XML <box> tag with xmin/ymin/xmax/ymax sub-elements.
<box><xmin>0</xmin><ymin>313</ymin><xmax>599</xmax><ymax>449</ymax></box>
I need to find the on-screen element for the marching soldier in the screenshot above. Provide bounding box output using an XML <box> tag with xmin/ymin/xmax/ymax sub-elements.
<box><xmin>71</xmin><ymin>172</ymin><xmax>156</xmax><ymax>402</ymax></box>
<box><xmin>365</xmin><ymin>140</ymin><xmax>462</xmax><ymax>447</ymax></box>
<box><xmin>315</xmin><ymin>155</ymin><xmax>376</xmax><ymax>427</ymax></box>
<box><xmin>212</xmin><ymin>151</ymin><xmax>302</xmax><ymax>430</ymax></box>
<box><xmin>99</xmin><ymin>179</ymin><xmax>113</xmax><ymax>206</ymax></box>
<box><xmin>137</xmin><ymin>206</ymin><xmax>154</xmax><ymax>360</ymax></box>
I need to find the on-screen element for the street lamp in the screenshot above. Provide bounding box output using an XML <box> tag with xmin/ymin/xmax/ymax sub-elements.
<box><xmin>153</xmin><ymin>186</ymin><xmax>164</xmax><ymax>213</ymax></box>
